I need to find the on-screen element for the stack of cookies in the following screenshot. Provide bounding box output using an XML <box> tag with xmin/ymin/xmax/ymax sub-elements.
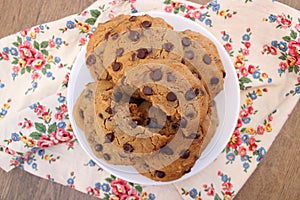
<box><xmin>73</xmin><ymin>14</ymin><xmax>225</xmax><ymax>182</ymax></box>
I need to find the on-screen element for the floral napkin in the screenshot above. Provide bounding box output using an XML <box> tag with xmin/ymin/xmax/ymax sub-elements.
<box><xmin>0</xmin><ymin>0</ymin><xmax>299</xmax><ymax>199</ymax></box>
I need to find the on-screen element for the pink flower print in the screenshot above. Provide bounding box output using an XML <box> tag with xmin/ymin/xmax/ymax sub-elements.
<box><xmin>55</xmin><ymin>128</ymin><xmax>73</xmax><ymax>143</ymax></box>
<box><xmin>34</xmin><ymin>105</ymin><xmax>45</xmax><ymax>115</ymax></box>
<box><xmin>55</xmin><ymin>112</ymin><xmax>64</xmax><ymax>121</ymax></box>
<box><xmin>48</xmin><ymin>39</ymin><xmax>55</xmax><ymax>48</ymax></box>
<box><xmin>164</xmin><ymin>5</ymin><xmax>173</xmax><ymax>13</ymax></box>
<box><xmin>238</xmin><ymin>146</ymin><xmax>247</xmax><ymax>156</ymax></box>
<box><xmin>37</xmin><ymin>135</ymin><xmax>55</xmax><ymax>148</ymax></box>
<box><xmin>12</xmin><ymin>66</ymin><xmax>20</xmax><ymax>73</ymax></box>
<box><xmin>257</xmin><ymin>125</ymin><xmax>265</xmax><ymax>135</ymax></box>
<box><xmin>31</xmin><ymin>71</ymin><xmax>40</xmax><ymax>80</ymax></box>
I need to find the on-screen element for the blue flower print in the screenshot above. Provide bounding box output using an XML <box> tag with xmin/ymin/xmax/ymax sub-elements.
<box><xmin>66</xmin><ymin>21</ymin><xmax>75</xmax><ymax>29</ymax></box>
<box><xmin>205</xmin><ymin>19</ymin><xmax>212</xmax><ymax>26</ymax></box>
<box><xmin>26</xmin><ymin>36</ymin><xmax>31</xmax><ymax>41</ymax></box>
<box><xmin>131</xmin><ymin>8</ymin><xmax>138</xmax><ymax>14</ymax></box>
<box><xmin>241</xmin><ymin>155</ymin><xmax>249</xmax><ymax>162</ymax></box>
<box><xmin>88</xmin><ymin>159</ymin><xmax>96</xmax><ymax>167</ymax></box>
<box><xmin>32</xmin><ymin>82</ymin><xmax>38</xmax><ymax>89</ymax></box>
<box><xmin>1</xmin><ymin>109</ymin><xmax>7</xmax><ymax>116</ymax></box>
<box><xmin>95</xmin><ymin>182</ymin><xmax>101</xmax><ymax>189</ymax></box>
<box><xmin>10</xmin><ymin>47</ymin><xmax>18</xmax><ymax>56</ymax></box>
<box><xmin>0</xmin><ymin>83</ymin><xmax>4</xmax><ymax>88</ymax></box>
<box><xmin>38</xmin><ymin>149</ymin><xmax>45</xmax><ymax>156</ymax></box>
<box><xmin>241</xmin><ymin>134</ymin><xmax>249</xmax><ymax>143</ymax></box>
<box><xmin>268</xmin><ymin>14</ymin><xmax>276</xmax><ymax>22</ymax></box>
<box><xmin>27</xmin><ymin>157</ymin><xmax>33</xmax><ymax>165</ymax></box>
<box><xmin>222</xmin><ymin>34</ymin><xmax>229</xmax><ymax>41</ymax></box>
<box><xmin>249</xmin><ymin>91</ymin><xmax>257</xmax><ymax>100</ymax></box>
<box><xmin>242</xmin><ymin>34</ymin><xmax>250</xmax><ymax>41</ymax></box>
<box><xmin>57</xmin><ymin>121</ymin><xmax>66</xmax><ymax>129</ymax></box>
<box><xmin>256</xmin><ymin>155</ymin><xmax>263</xmax><ymax>162</ymax></box>
<box><xmin>226</xmin><ymin>153</ymin><xmax>235</xmax><ymax>162</ymax></box>
<box><xmin>46</xmin><ymin>72</ymin><xmax>53</xmax><ymax>78</ymax></box>
<box><xmin>11</xmin><ymin>73</ymin><xmax>17</xmax><ymax>79</ymax></box>
<box><xmin>212</xmin><ymin>4</ymin><xmax>220</xmax><ymax>12</ymax></box>
<box><xmin>149</xmin><ymin>193</ymin><xmax>156</xmax><ymax>200</ymax></box>
<box><xmin>54</xmin><ymin>56</ymin><xmax>61</xmax><ymax>63</ymax></box>
<box><xmin>243</xmin><ymin>162</ymin><xmax>250</xmax><ymax>170</ymax></box>
<box><xmin>268</xmin><ymin>78</ymin><xmax>272</xmax><ymax>83</ymax></box>
<box><xmin>39</xmin><ymin>25</ymin><xmax>45</xmax><ymax>30</ymax></box>
<box><xmin>31</xmin><ymin>147</ymin><xmax>39</xmax><ymax>153</ymax></box>
<box><xmin>242</xmin><ymin>117</ymin><xmax>251</xmax><ymax>124</ymax></box>
<box><xmin>189</xmin><ymin>188</ymin><xmax>197</xmax><ymax>198</ymax></box>
<box><xmin>67</xmin><ymin>178</ymin><xmax>74</xmax><ymax>185</ymax></box>
<box><xmin>258</xmin><ymin>147</ymin><xmax>266</xmax><ymax>158</ymax></box>
<box><xmin>221</xmin><ymin>174</ymin><xmax>228</xmax><ymax>182</ymax></box>
<box><xmin>278</xmin><ymin>68</ymin><xmax>284</xmax><ymax>74</ymax></box>
<box><xmin>57</xmin><ymin>96</ymin><xmax>66</xmax><ymax>103</ymax></box>
<box><xmin>271</xmin><ymin>40</ymin><xmax>278</xmax><ymax>47</ymax></box>
<box><xmin>11</xmin><ymin>133</ymin><xmax>20</xmax><ymax>141</ymax></box>
<box><xmin>2</xmin><ymin>47</ymin><xmax>9</xmax><ymax>53</ymax></box>
<box><xmin>55</xmin><ymin>38</ymin><xmax>63</xmax><ymax>45</ymax></box>
<box><xmin>199</xmin><ymin>14</ymin><xmax>206</xmax><ymax>22</ymax></box>
<box><xmin>278</xmin><ymin>41</ymin><xmax>288</xmax><ymax>52</ymax></box>
<box><xmin>101</xmin><ymin>183</ymin><xmax>110</xmax><ymax>192</ymax></box>
<box><xmin>252</xmin><ymin>71</ymin><xmax>261</xmax><ymax>79</ymax></box>
<box><xmin>32</xmin><ymin>163</ymin><xmax>37</xmax><ymax>169</ymax></box>
<box><xmin>296</xmin><ymin>86</ymin><xmax>300</xmax><ymax>94</ymax></box>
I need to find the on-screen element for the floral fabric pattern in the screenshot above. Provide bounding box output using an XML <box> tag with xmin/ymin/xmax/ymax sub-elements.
<box><xmin>0</xmin><ymin>0</ymin><xmax>299</xmax><ymax>199</ymax></box>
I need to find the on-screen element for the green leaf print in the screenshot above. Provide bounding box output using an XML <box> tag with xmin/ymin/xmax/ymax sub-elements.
<box><xmin>35</xmin><ymin>122</ymin><xmax>46</xmax><ymax>133</ymax></box>
<box><xmin>29</xmin><ymin>131</ymin><xmax>42</xmax><ymax>140</ymax></box>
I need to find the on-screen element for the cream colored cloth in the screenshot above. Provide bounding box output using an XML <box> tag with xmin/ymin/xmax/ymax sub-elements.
<box><xmin>0</xmin><ymin>0</ymin><xmax>299</xmax><ymax>199</ymax></box>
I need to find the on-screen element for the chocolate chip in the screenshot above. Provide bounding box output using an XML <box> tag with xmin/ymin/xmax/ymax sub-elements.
<box><xmin>141</xmin><ymin>20</ymin><xmax>152</xmax><ymax>28</ymax></box>
<box><xmin>85</xmin><ymin>89</ymin><xmax>93</xmax><ymax>99</ymax></box>
<box><xmin>203</xmin><ymin>54</ymin><xmax>212</xmax><ymax>65</ymax></box>
<box><xmin>166</xmin><ymin>92</ymin><xmax>177</xmax><ymax>102</ymax></box>
<box><xmin>129</xmin><ymin>16</ymin><xmax>137</xmax><ymax>22</ymax></box>
<box><xmin>166</xmin><ymin>116</ymin><xmax>172</xmax><ymax>121</ymax></box>
<box><xmin>223</xmin><ymin>71</ymin><xmax>226</xmax><ymax>78</ymax></box>
<box><xmin>184</xmin><ymin>167</ymin><xmax>192</xmax><ymax>174</ymax></box>
<box><xmin>167</xmin><ymin>73</ymin><xmax>176</xmax><ymax>82</ymax></box>
<box><xmin>148</xmin><ymin>118</ymin><xmax>162</xmax><ymax>128</ymax></box>
<box><xmin>104</xmin><ymin>31</ymin><xmax>111</xmax><ymax>40</ymax></box>
<box><xmin>106</xmin><ymin>73</ymin><xmax>112</xmax><ymax>81</ymax></box>
<box><xmin>180</xmin><ymin>118</ymin><xmax>187</xmax><ymax>128</ymax></box>
<box><xmin>163</xmin><ymin>42</ymin><xmax>174</xmax><ymax>52</ymax></box>
<box><xmin>123</xmin><ymin>143</ymin><xmax>134</xmax><ymax>153</ymax></box>
<box><xmin>94</xmin><ymin>144</ymin><xmax>103</xmax><ymax>152</ymax></box>
<box><xmin>180</xmin><ymin>150</ymin><xmax>190</xmax><ymax>159</ymax></box>
<box><xmin>137</xmin><ymin>48</ymin><xmax>149</xmax><ymax>59</ymax></box>
<box><xmin>79</xmin><ymin>109</ymin><xmax>84</xmax><ymax>119</ymax></box>
<box><xmin>111</xmin><ymin>33</ymin><xmax>119</xmax><ymax>40</ymax></box>
<box><xmin>86</xmin><ymin>54</ymin><xmax>96</xmax><ymax>65</ymax></box>
<box><xmin>155</xmin><ymin>170</ymin><xmax>166</xmax><ymax>178</ymax></box>
<box><xmin>150</xmin><ymin>69</ymin><xmax>162</xmax><ymax>81</ymax></box>
<box><xmin>210</xmin><ymin>77</ymin><xmax>219</xmax><ymax>85</ymax></box>
<box><xmin>185</xmin><ymin>50</ymin><xmax>194</xmax><ymax>60</ymax></box>
<box><xmin>132</xmin><ymin>53</ymin><xmax>137</xmax><ymax>61</ymax></box>
<box><xmin>129</xmin><ymin>120</ymin><xmax>138</xmax><ymax>128</ymax></box>
<box><xmin>112</xmin><ymin>62</ymin><xmax>122</xmax><ymax>71</ymax></box>
<box><xmin>185</xmin><ymin>88</ymin><xmax>197</xmax><ymax>100</ymax></box>
<box><xmin>103</xmin><ymin>153</ymin><xmax>111</xmax><ymax>161</ymax></box>
<box><xmin>143</xmin><ymin>86</ymin><xmax>153</xmax><ymax>95</ymax></box>
<box><xmin>116</xmin><ymin>48</ymin><xmax>124</xmax><ymax>57</ymax></box>
<box><xmin>186</xmin><ymin>133</ymin><xmax>200</xmax><ymax>139</ymax></box>
<box><xmin>105</xmin><ymin>107</ymin><xmax>113</xmax><ymax>115</ymax></box>
<box><xmin>113</xmin><ymin>91</ymin><xmax>123</xmax><ymax>102</ymax></box>
<box><xmin>98</xmin><ymin>113</ymin><xmax>103</xmax><ymax>119</ymax></box>
<box><xmin>128</xmin><ymin>30</ymin><xmax>140</xmax><ymax>42</ymax></box>
<box><xmin>105</xmin><ymin>133</ymin><xmax>115</xmax><ymax>143</ymax></box>
<box><xmin>182</xmin><ymin>37</ymin><xmax>191</xmax><ymax>46</ymax></box>
<box><xmin>171</xmin><ymin>123</ymin><xmax>179</xmax><ymax>130</ymax></box>
<box><xmin>160</xmin><ymin>145</ymin><xmax>174</xmax><ymax>155</ymax></box>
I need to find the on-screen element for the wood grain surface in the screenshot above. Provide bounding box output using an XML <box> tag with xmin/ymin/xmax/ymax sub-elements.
<box><xmin>0</xmin><ymin>0</ymin><xmax>299</xmax><ymax>200</ymax></box>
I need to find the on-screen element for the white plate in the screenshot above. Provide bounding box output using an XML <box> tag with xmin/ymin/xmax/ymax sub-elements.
<box><xmin>67</xmin><ymin>12</ymin><xmax>239</xmax><ymax>185</ymax></box>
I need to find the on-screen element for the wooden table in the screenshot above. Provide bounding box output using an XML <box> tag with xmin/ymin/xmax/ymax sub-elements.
<box><xmin>0</xmin><ymin>1</ymin><xmax>299</xmax><ymax>199</ymax></box>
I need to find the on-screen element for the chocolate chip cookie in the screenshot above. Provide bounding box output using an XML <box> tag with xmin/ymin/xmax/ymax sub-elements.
<box><xmin>94</xmin><ymin>59</ymin><xmax>210</xmax><ymax>154</ymax></box>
